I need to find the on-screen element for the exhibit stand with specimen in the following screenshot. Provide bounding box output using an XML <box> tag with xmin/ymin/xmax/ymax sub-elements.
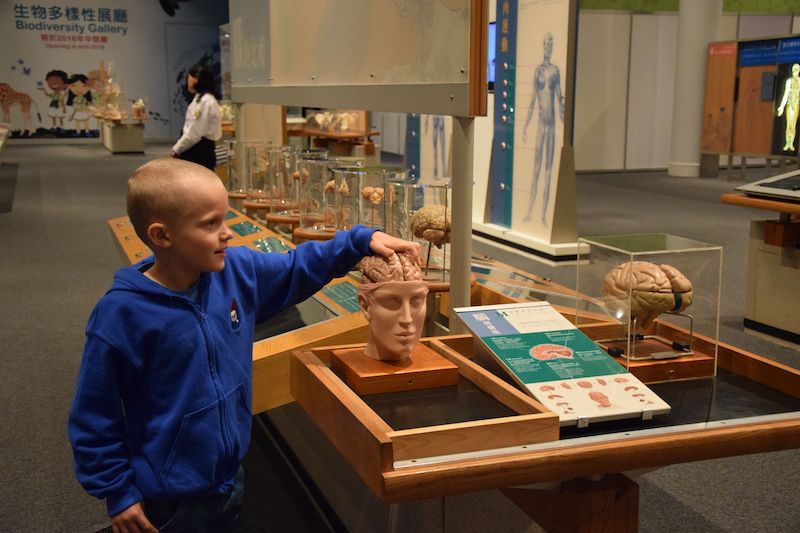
<box><xmin>385</xmin><ymin>179</ymin><xmax>452</xmax><ymax>281</ymax></box>
<box><xmin>576</xmin><ymin>233</ymin><xmax>722</xmax><ymax>381</ymax></box>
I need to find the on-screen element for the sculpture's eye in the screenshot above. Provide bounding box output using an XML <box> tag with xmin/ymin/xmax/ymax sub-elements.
<box><xmin>375</xmin><ymin>295</ymin><xmax>402</xmax><ymax>311</ymax></box>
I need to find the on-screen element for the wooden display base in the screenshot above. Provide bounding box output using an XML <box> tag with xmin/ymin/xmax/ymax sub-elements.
<box><xmin>266</xmin><ymin>212</ymin><xmax>300</xmax><ymax>232</ymax></box>
<box><xmin>291</xmin><ymin>337</ymin><xmax>559</xmax><ymax>499</ymax></box>
<box><xmin>502</xmin><ymin>474</ymin><xmax>638</xmax><ymax>533</ymax></box>
<box><xmin>243</xmin><ymin>200</ymin><xmax>299</xmax><ymax>212</ymax></box>
<box><xmin>100</xmin><ymin>119</ymin><xmax>144</xmax><ymax>153</ymax></box>
<box><xmin>293</xmin><ymin>226</ymin><xmax>336</xmax><ymax>244</ymax></box>
<box><xmin>764</xmin><ymin>219</ymin><xmax>800</xmax><ymax>248</ymax></box>
<box><xmin>600</xmin><ymin>337</ymin><xmax>715</xmax><ymax>384</ymax></box>
<box><xmin>242</xmin><ymin>200</ymin><xmax>270</xmax><ymax>211</ymax></box>
<box><xmin>581</xmin><ymin>321</ymin><xmax>717</xmax><ymax>384</ymax></box>
<box><xmin>331</xmin><ymin>343</ymin><xmax>459</xmax><ymax>395</ymax></box>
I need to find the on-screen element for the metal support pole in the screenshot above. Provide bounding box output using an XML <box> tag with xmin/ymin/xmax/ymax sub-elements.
<box><xmin>449</xmin><ymin>116</ymin><xmax>474</xmax><ymax>333</ymax></box>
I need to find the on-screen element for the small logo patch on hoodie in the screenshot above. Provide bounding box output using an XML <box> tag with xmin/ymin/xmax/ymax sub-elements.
<box><xmin>230</xmin><ymin>299</ymin><xmax>240</xmax><ymax>330</ymax></box>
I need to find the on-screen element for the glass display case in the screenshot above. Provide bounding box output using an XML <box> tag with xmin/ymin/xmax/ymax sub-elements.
<box><xmin>330</xmin><ymin>166</ymin><xmax>360</xmax><ymax>231</ymax></box>
<box><xmin>385</xmin><ymin>179</ymin><xmax>451</xmax><ymax>281</ymax></box>
<box><xmin>330</xmin><ymin>166</ymin><xmax>407</xmax><ymax>231</ymax></box>
<box><xmin>267</xmin><ymin>146</ymin><xmax>299</xmax><ymax>215</ymax></box>
<box><xmin>223</xmin><ymin>140</ymin><xmax>247</xmax><ymax>209</ymax></box>
<box><xmin>576</xmin><ymin>233</ymin><xmax>722</xmax><ymax>377</ymax></box>
<box><xmin>243</xmin><ymin>141</ymin><xmax>271</xmax><ymax>204</ymax></box>
<box><xmin>297</xmin><ymin>149</ymin><xmax>336</xmax><ymax>235</ymax></box>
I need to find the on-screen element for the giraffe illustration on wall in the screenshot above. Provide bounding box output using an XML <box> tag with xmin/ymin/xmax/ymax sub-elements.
<box><xmin>0</xmin><ymin>82</ymin><xmax>41</xmax><ymax>133</ymax></box>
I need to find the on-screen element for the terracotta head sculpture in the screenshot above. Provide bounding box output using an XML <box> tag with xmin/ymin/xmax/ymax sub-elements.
<box><xmin>357</xmin><ymin>252</ymin><xmax>429</xmax><ymax>361</ymax></box>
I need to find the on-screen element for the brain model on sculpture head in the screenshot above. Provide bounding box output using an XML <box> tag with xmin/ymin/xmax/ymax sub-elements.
<box><xmin>602</xmin><ymin>261</ymin><xmax>693</xmax><ymax>329</ymax></box>
<box><xmin>357</xmin><ymin>252</ymin><xmax>429</xmax><ymax>362</ymax></box>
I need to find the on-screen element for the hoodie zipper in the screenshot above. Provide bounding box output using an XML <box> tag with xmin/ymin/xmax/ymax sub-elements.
<box><xmin>183</xmin><ymin>297</ymin><xmax>233</xmax><ymax>478</ymax></box>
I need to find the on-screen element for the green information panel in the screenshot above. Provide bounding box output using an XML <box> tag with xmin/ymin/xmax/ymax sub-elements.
<box><xmin>456</xmin><ymin>301</ymin><xmax>670</xmax><ymax>427</ymax></box>
<box><xmin>230</xmin><ymin>221</ymin><xmax>262</xmax><ymax>236</ymax></box>
<box><xmin>253</xmin><ymin>237</ymin><xmax>291</xmax><ymax>254</ymax></box>
<box><xmin>484</xmin><ymin>330</ymin><xmax>626</xmax><ymax>383</ymax></box>
<box><xmin>320</xmin><ymin>283</ymin><xmax>360</xmax><ymax>313</ymax></box>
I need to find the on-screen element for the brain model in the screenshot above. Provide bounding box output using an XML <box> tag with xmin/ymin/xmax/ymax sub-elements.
<box><xmin>358</xmin><ymin>252</ymin><xmax>422</xmax><ymax>283</ymax></box>
<box><xmin>602</xmin><ymin>261</ymin><xmax>693</xmax><ymax>329</ymax></box>
<box><xmin>324</xmin><ymin>179</ymin><xmax>350</xmax><ymax>194</ymax></box>
<box><xmin>409</xmin><ymin>205</ymin><xmax>451</xmax><ymax>248</ymax></box>
<box><xmin>361</xmin><ymin>186</ymin><xmax>384</xmax><ymax>205</ymax></box>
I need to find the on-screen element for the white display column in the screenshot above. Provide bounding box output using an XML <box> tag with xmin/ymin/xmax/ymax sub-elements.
<box><xmin>668</xmin><ymin>0</ymin><xmax>723</xmax><ymax>177</ymax></box>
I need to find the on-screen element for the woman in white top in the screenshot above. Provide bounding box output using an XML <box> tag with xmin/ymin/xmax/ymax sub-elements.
<box><xmin>171</xmin><ymin>64</ymin><xmax>222</xmax><ymax>170</ymax></box>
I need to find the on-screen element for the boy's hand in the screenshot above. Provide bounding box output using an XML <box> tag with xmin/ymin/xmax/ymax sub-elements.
<box><xmin>111</xmin><ymin>501</ymin><xmax>157</xmax><ymax>533</ymax></box>
<box><xmin>369</xmin><ymin>231</ymin><xmax>421</xmax><ymax>265</ymax></box>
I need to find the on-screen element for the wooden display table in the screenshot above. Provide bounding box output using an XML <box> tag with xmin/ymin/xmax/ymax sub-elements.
<box><xmin>721</xmin><ymin>192</ymin><xmax>800</xmax><ymax>217</ymax></box>
<box><xmin>99</xmin><ymin>118</ymin><xmax>145</xmax><ymax>154</ymax></box>
<box><xmin>288</xmin><ymin>331</ymin><xmax>800</xmax><ymax>530</ymax></box>
<box><xmin>721</xmin><ymin>192</ymin><xmax>800</xmax><ymax>343</ymax></box>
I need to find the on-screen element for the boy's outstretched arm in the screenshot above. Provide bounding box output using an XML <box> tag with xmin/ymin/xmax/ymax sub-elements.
<box><xmin>369</xmin><ymin>232</ymin><xmax>421</xmax><ymax>264</ymax></box>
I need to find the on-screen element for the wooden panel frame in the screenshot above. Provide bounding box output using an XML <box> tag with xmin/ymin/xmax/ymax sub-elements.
<box><xmin>230</xmin><ymin>0</ymin><xmax>488</xmax><ymax>117</ymax></box>
<box><xmin>291</xmin><ymin>338</ymin><xmax>560</xmax><ymax>499</ymax></box>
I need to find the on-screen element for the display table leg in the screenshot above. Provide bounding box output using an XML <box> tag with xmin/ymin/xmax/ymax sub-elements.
<box><xmin>501</xmin><ymin>473</ymin><xmax>639</xmax><ymax>532</ymax></box>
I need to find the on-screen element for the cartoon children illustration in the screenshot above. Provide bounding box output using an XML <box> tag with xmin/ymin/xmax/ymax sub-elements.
<box><xmin>38</xmin><ymin>70</ymin><xmax>68</xmax><ymax>130</ymax></box>
<box><xmin>66</xmin><ymin>73</ymin><xmax>93</xmax><ymax>136</ymax></box>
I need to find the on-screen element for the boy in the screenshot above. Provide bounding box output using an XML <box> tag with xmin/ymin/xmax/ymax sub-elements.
<box><xmin>68</xmin><ymin>158</ymin><xmax>419</xmax><ymax>532</ymax></box>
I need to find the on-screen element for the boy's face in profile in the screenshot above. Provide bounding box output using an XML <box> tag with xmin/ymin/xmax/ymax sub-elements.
<box><xmin>165</xmin><ymin>178</ymin><xmax>233</xmax><ymax>276</ymax></box>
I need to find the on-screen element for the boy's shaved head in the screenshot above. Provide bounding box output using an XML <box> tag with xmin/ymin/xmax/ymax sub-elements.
<box><xmin>127</xmin><ymin>158</ymin><xmax>221</xmax><ymax>245</ymax></box>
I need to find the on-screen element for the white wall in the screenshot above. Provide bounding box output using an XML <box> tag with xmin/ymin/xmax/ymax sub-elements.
<box><xmin>738</xmin><ymin>14</ymin><xmax>792</xmax><ymax>39</ymax></box>
<box><xmin>573</xmin><ymin>12</ymin><xmax>630</xmax><ymax>171</ymax></box>
<box><xmin>625</xmin><ymin>13</ymin><xmax>678</xmax><ymax>170</ymax></box>
<box><xmin>571</xmin><ymin>10</ymin><xmax>775</xmax><ymax>173</ymax></box>
<box><xmin>0</xmin><ymin>0</ymin><xmax>227</xmax><ymax>139</ymax></box>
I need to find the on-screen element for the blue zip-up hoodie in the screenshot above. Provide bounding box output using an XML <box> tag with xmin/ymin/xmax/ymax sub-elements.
<box><xmin>68</xmin><ymin>226</ymin><xmax>374</xmax><ymax>516</ymax></box>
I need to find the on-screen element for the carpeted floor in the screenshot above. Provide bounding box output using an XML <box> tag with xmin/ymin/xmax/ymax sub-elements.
<box><xmin>0</xmin><ymin>143</ymin><xmax>798</xmax><ymax>531</ymax></box>
<box><xmin>0</xmin><ymin>162</ymin><xmax>18</xmax><ymax>213</ymax></box>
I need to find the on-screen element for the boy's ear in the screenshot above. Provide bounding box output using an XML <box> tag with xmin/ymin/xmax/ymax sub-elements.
<box><xmin>146</xmin><ymin>222</ymin><xmax>172</xmax><ymax>248</ymax></box>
